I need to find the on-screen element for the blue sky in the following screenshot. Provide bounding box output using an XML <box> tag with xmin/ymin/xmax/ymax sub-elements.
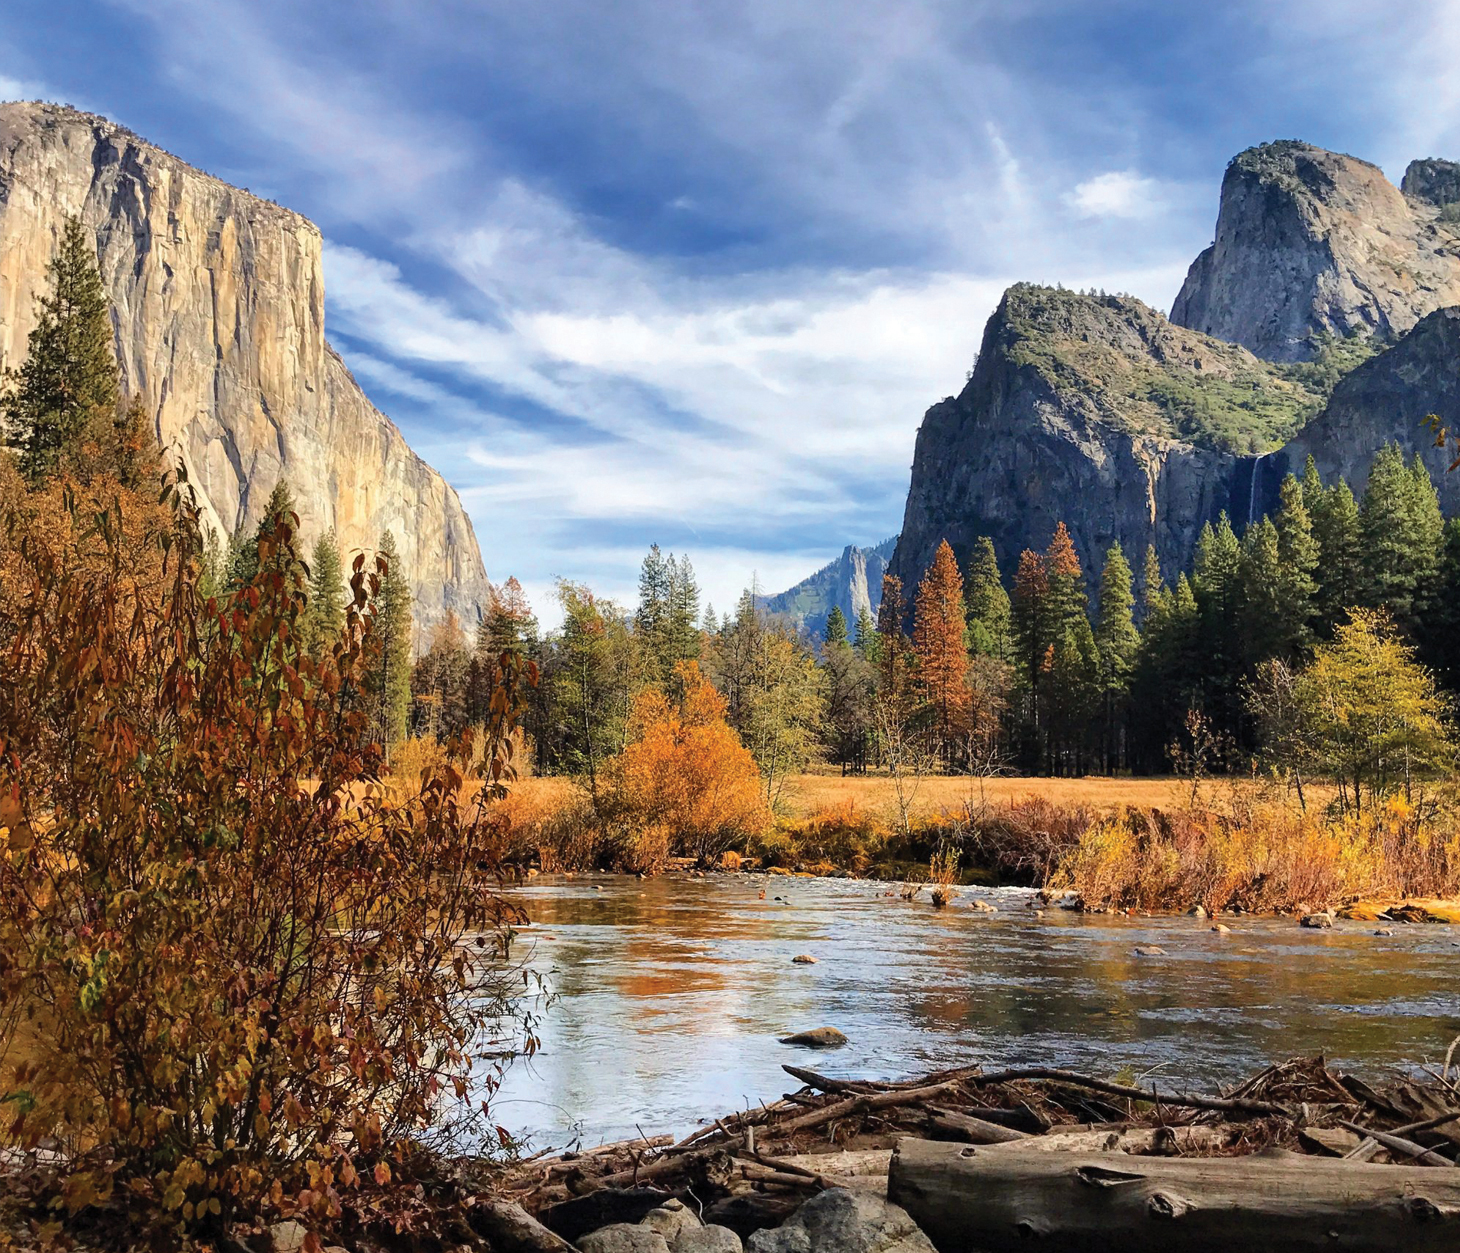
<box><xmin>4</xmin><ymin>1</ymin><xmax>1459</xmax><ymax>619</ymax></box>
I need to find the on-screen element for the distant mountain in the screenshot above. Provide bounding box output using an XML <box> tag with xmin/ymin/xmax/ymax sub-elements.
<box><xmin>765</xmin><ymin>537</ymin><xmax>897</xmax><ymax>640</ymax></box>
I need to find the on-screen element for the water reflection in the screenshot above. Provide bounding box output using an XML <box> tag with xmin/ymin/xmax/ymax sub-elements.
<box><xmin>489</xmin><ymin>875</ymin><xmax>1460</xmax><ymax>1148</ymax></box>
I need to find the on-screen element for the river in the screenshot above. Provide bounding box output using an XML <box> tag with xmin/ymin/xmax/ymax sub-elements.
<box><xmin>488</xmin><ymin>874</ymin><xmax>1460</xmax><ymax>1150</ymax></box>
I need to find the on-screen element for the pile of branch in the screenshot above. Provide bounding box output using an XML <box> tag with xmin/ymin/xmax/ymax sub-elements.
<box><xmin>501</xmin><ymin>1054</ymin><xmax>1460</xmax><ymax>1235</ymax></box>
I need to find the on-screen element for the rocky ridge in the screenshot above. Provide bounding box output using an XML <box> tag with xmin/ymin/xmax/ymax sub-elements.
<box><xmin>892</xmin><ymin>139</ymin><xmax>1460</xmax><ymax>594</ymax></box>
<box><xmin>764</xmin><ymin>537</ymin><xmax>896</xmax><ymax>639</ymax></box>
<box><xmin>0</xmin><ymin>101</ymin><xmax>489</xmax><ymax>628</ymax></box>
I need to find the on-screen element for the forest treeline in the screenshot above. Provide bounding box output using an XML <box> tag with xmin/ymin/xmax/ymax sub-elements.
<box><xmin>405</xmin><ymin>445</ymin><xmax>1459</xmax><ymax>800</ymax></box>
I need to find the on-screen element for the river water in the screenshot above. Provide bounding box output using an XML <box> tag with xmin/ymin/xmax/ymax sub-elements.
<box><xmin>488</xmin><ymin>874</ymin><xmax>1460</xmax><ymax>1150</ymax></box>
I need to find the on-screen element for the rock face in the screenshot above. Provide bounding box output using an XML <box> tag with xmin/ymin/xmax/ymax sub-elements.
<box><xmin>0</xmin><ymin>101</ymin><xmax>488</xmax><ymax>629</ymax></box>
<box><xmin>889</xmin><ymin>284</ymin><xmax>1325</xmax><ymax>592</ymax></box>
<box><xmin>1276</xmin><ymin>306</ymin><xmax>1460</xmax><ymax>509</ymax></box>
<box><xmin>1171</xmin><ymin>141</ymin><xmax>1460</xmax><ymax>362</ymax></box>
<box><xmin>765</xmin><ymin>537</ymin><xmax>896</xmax><ymax>638</ymax></box>
<box><xmin>1402</xmin><ymin>159</ymin><xmax>1460</xmax><ymax>211</ymax></box>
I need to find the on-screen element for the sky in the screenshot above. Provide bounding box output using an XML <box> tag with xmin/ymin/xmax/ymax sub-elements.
<box><xmin>5</xmin><ymin>0</ymin><xmax>1460</xmax><ymax>621</ymax></box>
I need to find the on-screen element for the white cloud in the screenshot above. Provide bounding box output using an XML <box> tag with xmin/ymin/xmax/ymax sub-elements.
<box><xmin>84</xmin><ymin>0</ymin><xmax>1219</xmax><ymax>611</ymax></box>
<box><xmin>1067</xmin><ymin>171</ymin><xmax>1165</xmax><ymax>219</ymax></box>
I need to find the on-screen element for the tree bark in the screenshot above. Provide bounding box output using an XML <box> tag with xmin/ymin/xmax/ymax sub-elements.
<box><xmin>888</xmin><ymin>1137</ymin><xmax>1460</xmax><ymax>1253</ymax></box>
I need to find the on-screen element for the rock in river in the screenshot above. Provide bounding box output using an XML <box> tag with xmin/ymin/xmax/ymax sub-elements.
<box><xmin>748</xmin><ymin>1188</ymin><xmax>935</xmax><ymax>1253</ymax></box>
<box><xmin>779</xmin><ymin>1027</ymin><xmax>848</xmax><ymax>1048</ymax></box>
<box><xmin>792</xmin><ymin>955</ymin><xmax>818</xmax><ymax>964</ymax></box>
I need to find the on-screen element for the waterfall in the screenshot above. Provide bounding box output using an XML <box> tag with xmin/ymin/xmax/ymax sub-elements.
<box><xmin>1248</xmin><ymin>453</ymin><xmax>1264</xmax><ymax>528</ymax></box>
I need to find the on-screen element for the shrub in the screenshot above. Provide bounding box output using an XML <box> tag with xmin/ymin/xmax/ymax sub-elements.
<box><xmin>610</xmin><ymin>661</ymin><xmax>769</xmax><ymax>865</ymax></box>
<box><xmin>0</xmin><ymin>487</ymin><xmax>533</xmax><ymax>1235</ymax></box>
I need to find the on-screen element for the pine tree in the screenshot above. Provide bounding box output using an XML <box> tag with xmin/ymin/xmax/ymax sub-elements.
<box><xmin>1301</xmin><ymin>455</ymin><xmax>1324</xmax><ymax>516</ymax></box>
<box><xmin>2</xmin><ymin>218</ymin><xmax>118</xmax><ymax>482</ymax></box>
<box><xmin>824</xmin><ymin>605</ymin><xmax>849</xmax><ymax>649</ymax></box>
<box><xmin>875</xmin><ymin>573</ymin><xmax>911</xmax><ymax>702</ymax></box>
<box><xmin>1359</xmin><ymin>445</ymin><xmax>1441</xmax><ymax>632</ymax></box>
<box><xmin>369</xmin><ymin>530</ymin><xmax>414</xmax><ymax>752</ymax></box>
<box><xmin>301</xmin><ymin>529</ymin><xmax>345</xmax><ymax>660</ymax></box>
<box><xmin>965</xmin><ymin>536</ymin><xmax>1012</xmax><ymax>661</ymax></box>
<box><xmin>1273</xmin><ymin>473</ymin><xmax>1319</xmax><ymax>649</ymax></box>
<box><xmin>1312</xmin><ymin>478</ymin><xmax>1362</xmax><ymax>635</ymax></box>
<box><xmin>1237</xmin><ymin>516</ymin><xmax>1287</xmax><ymax>668</ymax></box>
<box><xmin>853</xmin><ymin>605</ymin><xmax>880</xmax><ymax>662</ymax></box>
<box><xmin>666</xmin><ymin>554</ymin><xmax>702</xmax><ymax>666</ymax></box>
<box><xmin>1141</xmin><ymin>544</ymin><xmax>1165</xmax><ymax>617</ymax></box>
<box><xmin>1095</xmin><ymin>543</ymin><xmax>1139</xmax><ymax>769</ymax></box>
<box><xmin>1422</xmin><ymin>518</ymin><xmax>1460</xmax><ymax>688</ymax></box>
<box><xmin>1192</xmin><ymin>513</ymin><xmax>1242</xmax><ymax>735</ymax></box>
<box><xmin>913</xmin><ymin>540</ymin><xmax>970</xmax><ymax>765</ymax></box>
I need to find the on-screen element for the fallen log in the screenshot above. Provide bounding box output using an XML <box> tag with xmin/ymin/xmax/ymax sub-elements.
<box><xmin>1002</xmin><ymin>1125</ymin><xmax>1233</xmax><ymax>1156</ymax></box>
<box><xmin>923</xmin><ymin>1108</ymin><xmax>1030</xmax><ymax>1145</ymax></box>
<box><xmin>888</xmin><ymin>1137</ymin><xmax>1460</xmax><ymax>1253</ymax></box>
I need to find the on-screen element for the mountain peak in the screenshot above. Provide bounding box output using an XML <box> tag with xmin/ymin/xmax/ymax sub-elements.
<box><xmin>1171</xmin><ymin>139</ymin><xmax>1460</xmax><ymax>361</ymax></box>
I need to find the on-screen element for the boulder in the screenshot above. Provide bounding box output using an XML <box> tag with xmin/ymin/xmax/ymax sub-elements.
<box><xmin>1133</xmin><ymin>945</ymin><xmax>1166</xmax><ymax>956</ymax></box>
<box><xmin>471</xmin><ymin>1200</ymin><xmax>577</xmax><ymax>1253</ymax></box>
<box><xmin>673</xmin><ymin>1227</ymin><xmax>743</xmax><ymax>1253</ymax></box>
<box><xmin>641</xmin><ymin>1200</ymin><xmax>701</xmax><ymax>1244</ymax></box>
<box><xmin>580</xmin><ymin>1226</ymin><xmax>671</xmax><ymax>1253</ymax></box>
<box><xmin>1300</xmin><ymin>913</ymin><xmax>1334</xmax><ymax>929</ymax></box>
<box><xmin>538</xmin><ymin>1188</ymin><xmax>673</xmax><ymax>1241</ymax></box>
<box><xmin>747</xmin><ymin>1188</ymin><xmax>935</xmax><ymax>1253</ymax></box>
<box><xmin>792</xmin><ymin>955</ymin><xmax>818</xmax><ymax>965</ymax></box>
<box><xmin>779</xmin><ymin>1027</ymin><xmax>847</xmax><ymax>1048</ymax></box>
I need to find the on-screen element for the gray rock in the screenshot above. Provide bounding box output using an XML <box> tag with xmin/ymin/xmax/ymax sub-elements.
<box><xmin>1189</xmin><ymin>904</ymin><xmax>1207</xmax><ymax>919</ymax></box>
<box><xmin>641</xmin><ymin>1200</ymin><xmax>701</xmax><ymax>1244</ymax></box>
<box><xmin>0</xmin><ymin>101</ymin><xmax>489</xmax><ymax>631</ymax></box>
<box><xmin>779</xmin><ymin>1027</ymin><xmax>847</xmax><ymax>1048</ymax></box>
<box><xmin>580</xmin><ymin>1226</ymin><xmax>671</xmax><ymax>1253</ymax></box>
<box><xmin>1172</xmin><ymin>141</ymin><xmax>1460</xmax><ymax>362</ymax></box>
<box><xmin>1133</xmin><ymin>945</ymin><xmax>1166</xmax><ymax>956</ymax></box>
<box><xmin>673</xmin><ymin>1226</ymin><xmax>742</xmax><ymax>1253</ymax></box>
<box><xmin>1300</xmin><ymin>912</ymin><xmax>1334</xmax><ymax>929</ymax></box>
<box><xmin>746</xmin><ymin>1188</ymin><xmax>934</xmax><ymax>1253</ymax></box>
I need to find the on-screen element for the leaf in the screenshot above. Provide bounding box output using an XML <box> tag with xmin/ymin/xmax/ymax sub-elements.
<box><xmin>373</xmin><ymin>1161</ymin><xmax>392</xmax><ymax>1187</ymax></box>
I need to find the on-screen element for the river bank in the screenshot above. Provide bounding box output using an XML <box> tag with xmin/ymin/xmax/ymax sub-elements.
<box><xmin>488</xmin><ymin>773</ymin><xmax>1460</xmax><ymax>917</ymax></box>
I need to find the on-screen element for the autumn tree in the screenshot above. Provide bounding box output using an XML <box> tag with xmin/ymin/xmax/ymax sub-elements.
<box><xmin>613</xmin><ymin>661</ymin><xmax>768</xmax><ymax>866</ymax></box>
<box><xmin>2</xmin><ymin>217</ymin><xmax>118</xmax><ymax>482</ymax></box>
<box><xmin>0</xmin><ymin>482</ymin><xmax>533</xmax><ymax>1230</ymax></box>
<box><xmin>412</xmin><ymin>611</ymin><xmax>471</xmax><ymax>740</ymax></box>
<box><xmin>1290</xmin><ymin>609</ymin><xmax>1453</xmax><ymax>813</ymax></box>
<box><xmin>913</xmin><ymin>540</ymin><xmax>969</xmax><ymax>765</ymax></box>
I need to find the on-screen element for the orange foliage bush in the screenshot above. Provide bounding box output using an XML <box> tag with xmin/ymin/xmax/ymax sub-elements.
<box><xmin>612</xmin><ymin>661</ymin><xmax>769</xmax><ymax>866</ymax></box>
<box><xmin>0</xmin><ymin>483</ymin><xmax>533</xmax><ymax>1235</ymax></box>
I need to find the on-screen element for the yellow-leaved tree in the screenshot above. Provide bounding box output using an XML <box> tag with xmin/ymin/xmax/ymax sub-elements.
<box><xmin>1292</xmin><ymin>608</ymin><xmax>1454</xmax><ymax>814</ymax></box>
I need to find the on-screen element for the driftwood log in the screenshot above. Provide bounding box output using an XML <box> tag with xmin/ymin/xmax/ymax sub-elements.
<box><xmin>888</xmin><ymin>1137</ymin><xmax>1460</xmax><ymax>1253</ymax></box>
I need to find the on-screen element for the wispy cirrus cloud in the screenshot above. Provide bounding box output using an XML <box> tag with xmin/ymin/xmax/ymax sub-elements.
<box><xmin>11</xmin><ymin>0</ymin><xmax>1449</xmax><ymax>615</ymax></box>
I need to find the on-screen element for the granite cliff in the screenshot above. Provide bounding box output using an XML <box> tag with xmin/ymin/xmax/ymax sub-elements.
<box><xmin>1171</xmin><ymin>141</ymin><xmax>1460</xmax><ymax>362</ymax></box>
<box><xmin>764</xmin><ymin>537</ymin><xmax>896</xmax><ymax>639</ymax></box>
<box><xmin>0</xmin><ymin>101</ymin><xmax>488</xmax><ymax>628</ymax></box>
<box><xmin>889</xmin><ymin>283</ymin><xmax>1334</xmax><ymax>592</ymax></box>
<box><xmin>892</xmin><ymin>140</ymin><xmax>1460</xmax><ymax>596</ymax></box>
